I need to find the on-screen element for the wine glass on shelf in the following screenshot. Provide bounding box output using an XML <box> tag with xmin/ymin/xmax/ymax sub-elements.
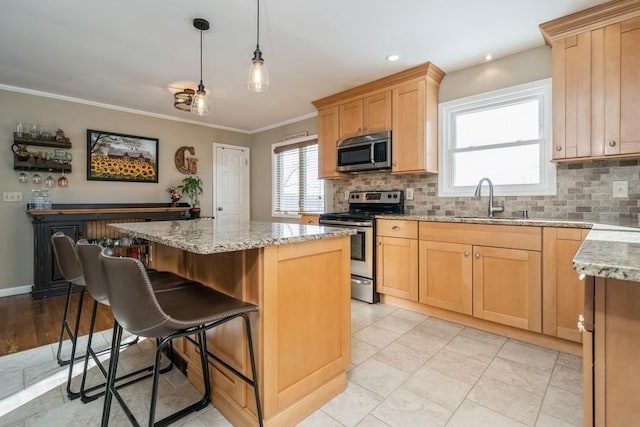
<box><xmin>32</xmin><ymin>172</ymin><xmax>42</xmax><ymax>184</ymax></box>
<box><xmin>18</xmin><ymin>170</ymin><xmax>28</xmax><ymax>183</ymax></box>
<box><xmin>45</xmin><ymin>170</ymin><xmax>55</xmax><ymax>187</ymax></box>
<box><xmin>58</xmin><ymin>170</ymin><xmax>68</xmax><ymax>188</ymax></box>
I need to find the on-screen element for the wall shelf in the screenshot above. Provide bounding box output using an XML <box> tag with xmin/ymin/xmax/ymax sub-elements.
<box><xmin>13</xmin><ymin>132</ymin><xmax>72</xmax><ymax>172</ymax></box>
<box><xmin>13</xmin><ymin>132</ymin><xmax>72</xmax><ymax>149</ymax></box>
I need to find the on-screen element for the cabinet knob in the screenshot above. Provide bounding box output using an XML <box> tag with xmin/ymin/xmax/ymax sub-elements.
<box><xmin>608</xmin><ymin>140</ymin><xmax>616</xmax><ymax>147</ymax></box>
<box><xmin>578</xmin><ymin>273</ymin><xmax>586</xmax><ymax>281</ymax></box>
<box><xmin>555</xmin><ymin>146</ymin><xmax>562</xmax><ymax>152</ymax></box>
<box><xmin>393</xmin><ymin>161</ymin><xmax>398</xmax><ymax>166</ymax></box>
<box><xmin>464</xmin><ymin>251</ymin><xmax>469</xmax><ymax>257</ymax></box>
<box><xmin>474</xmin><ymin>252</ymin><xmax>480</xmax><ymax>259</ymax></box>
<box><xmin>577</xmin><ymin>314</ymin><xmax>586</xmax><ymax>332</ymax></box>
<box><xmin>377</xmin><ymin>241</ymin><xmax>382</xmax><ymax>246</ymax></box>
<box><xmin>358</xmin><ymin>128</ymin><xmax>362</xmax><ymax>132</ymax></box>
<box><xmin>392</xmin><ymin>226</ymin><xmax>401</xmax><ymax>231</ymax></box>
<box><xmin>307</xmin><ymin>220</ymin><xmax>314</xmax><ymax>224</ymax></box>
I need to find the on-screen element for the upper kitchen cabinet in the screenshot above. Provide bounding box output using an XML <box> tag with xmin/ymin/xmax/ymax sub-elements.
<box><xmin>317</xmin><ymin>106</ymin><xmax>345</xmax><ymax>179</ymax></box>
<box><xmin>312</xmin><ymin>62</ymin><xmax>444</xmax><ymax>178</ymax></box>
<box><xmin>540</xmin><ymin>0</ymin><xmax>640</xmax><ymax>162</ymax></box>
<box><xmin>338</xmin><ymin>91</ymin><xmax>392</xmax><ymax>139</ymax></box>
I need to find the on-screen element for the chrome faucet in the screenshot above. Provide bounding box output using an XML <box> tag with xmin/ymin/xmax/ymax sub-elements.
<box><xmin>474</xmin><ymin>177</ymin><xmax>504</xmax><ymax>218</ymax></box>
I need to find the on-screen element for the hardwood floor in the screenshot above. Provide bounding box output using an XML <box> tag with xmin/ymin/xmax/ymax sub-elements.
<box><xmin>0</xmin><ymin>291</ymin><xmax>114</xmax><ymax>357</ymax></box>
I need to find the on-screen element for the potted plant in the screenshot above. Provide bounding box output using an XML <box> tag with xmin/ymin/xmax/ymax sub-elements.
<box><xmin>177</xmin><ymin>175</ymin><xmax>203</xmax><ymax>218</ymax></box>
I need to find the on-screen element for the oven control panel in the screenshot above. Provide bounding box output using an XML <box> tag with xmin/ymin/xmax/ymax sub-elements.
<box><xmin>349</xmin><ymin>190</ymin><xmax>403</xmax><ymax>205</ymax></box>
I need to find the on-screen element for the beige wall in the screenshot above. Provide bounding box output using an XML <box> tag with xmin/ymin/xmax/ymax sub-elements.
<box><xmin>249</xmin><ymin>117</ymin><xmax>318</xmax><ymax>221</ymax></box>
<box><xmin>0</xmin><ymin>89</ymin><xmax>251</xmax><ymax>291</ymax></box>
<box><xmin>440</xmin><ymin>45</ymin><xmax>552</xmax><ymax>102</ymax></box>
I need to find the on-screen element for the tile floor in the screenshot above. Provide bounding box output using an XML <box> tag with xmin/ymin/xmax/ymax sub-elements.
<box><xmin>0</xmin><ymin>301</ymin><xmax>583</xmax><ymax>426</ymax></box>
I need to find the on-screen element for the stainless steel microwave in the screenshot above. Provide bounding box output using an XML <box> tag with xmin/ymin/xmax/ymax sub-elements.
<box><xmin>336</xmin><ymin>131</ymin><xmax>391</xmax><ymax>172</ymax></box>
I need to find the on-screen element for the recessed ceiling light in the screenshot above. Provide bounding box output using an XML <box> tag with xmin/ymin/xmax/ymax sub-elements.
<box><xmin>385</xmin><ymin>54</ymin><xmax>400</xmax><ymax>62</ymax></box>
<box><xmin>485</xmin><ymin>54</ymin><xmax>493</xmax><ymax>61</ymax></box>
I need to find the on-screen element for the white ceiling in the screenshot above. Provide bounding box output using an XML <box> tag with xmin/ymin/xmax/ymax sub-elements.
<box><xmin>0</xmin><ymin>0</ymin><xmax>607</xmax><ymax>133</ymax></box>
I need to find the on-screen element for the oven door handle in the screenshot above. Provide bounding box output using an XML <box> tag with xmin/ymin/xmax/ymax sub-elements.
<box><xmin>351</xmin><ymin>278</ymin><xmax>371</xmax><ymax>285</ymax></box>
<box><xmin>320</xmin><ymin>219</ymin><xmax>372</xmax><ymax>227</ymax></box>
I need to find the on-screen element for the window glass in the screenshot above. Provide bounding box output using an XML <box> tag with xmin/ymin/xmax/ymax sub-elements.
<box><xmin>272</xmin><ymin>137</ymin><xmax>324</xmax><ymax>215</ymax></box>
<box><xmin>438</xmin><ymin>79</ymin><xmax>555</xmax><ymax>197</ymax></box>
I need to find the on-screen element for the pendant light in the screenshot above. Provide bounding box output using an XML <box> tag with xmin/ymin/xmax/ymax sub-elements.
<box><xmin>191</xmin><ymin>18</ymin><xmax>210</xmax><ymax>115</ymax></box>
<box><xmin>247</xmin><ymin>0</ymin><xmax>270</xmax><ymax>92</ymax></box>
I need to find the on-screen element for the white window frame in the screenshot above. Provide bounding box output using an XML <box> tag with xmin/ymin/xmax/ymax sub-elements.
<box><xmin>271</xmin><ymin>133</ymin><xmax>326</xmax><ymax>219</ymax></box>
<box><xmin>438</xmin><ymin>78</ymin><xmax>556</xmax><ymax>197</ymax></box>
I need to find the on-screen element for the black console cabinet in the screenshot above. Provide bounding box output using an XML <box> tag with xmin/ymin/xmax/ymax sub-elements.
<box><xmin>28</xmin><ymin>203</ymin><xmax>189</xmax><ymax>299</ymax></box>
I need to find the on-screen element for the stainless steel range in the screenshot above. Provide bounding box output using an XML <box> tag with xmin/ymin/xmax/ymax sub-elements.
<box><xmin>319</xmin><ymin>190</ymin><xmax>404</xmax><ymax>303</ymax></box>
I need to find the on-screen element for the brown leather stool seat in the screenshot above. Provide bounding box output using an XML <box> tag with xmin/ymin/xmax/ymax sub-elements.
<box><xmin>100</xmin><ymin>249</ymin><xmax>263</xmax><ymax>427</ymax></box>
<box><xmin>75</xmin><ymin>240</ymin><xmax>197</xmax><ymax>402</ymax></box>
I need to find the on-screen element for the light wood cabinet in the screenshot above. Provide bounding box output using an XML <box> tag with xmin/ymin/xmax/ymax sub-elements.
<box><xmin>317</xmin><ymin>106</ymin><xmax>343</xmax><ymax>179</ymax></box>
<box><xmin>541</xmin><ymin>1</ymin><xmax>640</xmax><ymax>161</ymax></box>
<box><xmin>338</xmin><ymin>91</ymin><xmax>392</xmax><ymax>139</ymax></box>
<box><xmin>392</xmin><ymin>77</ymin><xmax>439</xmax><ymax>174</ymax></box>
<box><xmin>587</xmin><ymin>277</ymin><xmax>640</xmax><ymax>426</ymax></box>
<box><xmin>419</xmin><ymin>241</ymin><xmax>473</xmax><ymax>315</ymax></box>
<box><xmin>473</xmin><ymin>246</ymin><xmax>542</xmax><ymax>332</ymax></box>
<box><xmin>312</xmin><ymin>62</ymin><xmax>444</xmax><ymax>178</ymax></box>
<box><xmin>300</xmin><ymin>214</ymin><xmax>319</xmax><ymax>225</ymax></box>
<box><xmin>376</xmin><ymin>220</ymin><xmax>418</xmax><ymax>301</ymax></box>
<box><xmin>542</xmin><ymin>227</ymin><xmax>589</xmax><ymax>343</ymax></box>
<box><xmin>419</xmin><ymin>222</ymin><xmax>542</xmax><ymax>332</ymax></box>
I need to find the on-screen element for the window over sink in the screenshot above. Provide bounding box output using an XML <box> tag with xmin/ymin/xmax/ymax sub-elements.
<box><xmin>438</xmin><ymin>78</ymin><xmax>556</xmax><ymax>197</ymax></box>
<box><xmin>272</xmin><ymin>134</ymin><xmax>325</xmax><ymax>217</ymax></box>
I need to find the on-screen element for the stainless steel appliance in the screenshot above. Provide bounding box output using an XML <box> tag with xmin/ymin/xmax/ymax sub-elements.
<box><xmin>319</xmin><ymin>190</ymin><xmax>404</xmax><ymax>303</ymax></box>
<box><xmin>336</xmin><ymin>131</ymin><xmax>392</xmax><ymax>172</ymax></box>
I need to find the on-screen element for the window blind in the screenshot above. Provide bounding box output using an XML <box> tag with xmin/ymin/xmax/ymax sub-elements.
<box><xmin>273</xmin><ymin>139</ymin><xmax>324</xmax><ymax>215</ymax></box>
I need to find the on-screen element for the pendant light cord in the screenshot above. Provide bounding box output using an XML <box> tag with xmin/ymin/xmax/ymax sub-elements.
<box><xmin>256</xmin><ymin>0</ymin><xmax>260</xmax><ymax>49</ymax></box>
<box><xmin>199</xmin><ymin>27</ymin><xmax>203</xmax><ymax>85</ymax></box>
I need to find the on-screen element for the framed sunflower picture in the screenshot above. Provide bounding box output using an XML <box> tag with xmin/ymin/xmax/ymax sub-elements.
<box><xmin>87</xmin><ymin>129</ymin><xmax>159</xmax><ymax>183</ymax></box>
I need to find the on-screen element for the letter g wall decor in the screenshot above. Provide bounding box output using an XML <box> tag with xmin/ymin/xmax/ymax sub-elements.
<box><xmin>174</xmin><ymin>146</ymin><xmax>198</xmax><ymax>174</ymax></box>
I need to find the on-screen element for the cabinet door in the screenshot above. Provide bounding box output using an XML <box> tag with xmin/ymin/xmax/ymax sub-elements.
<box><xmin>552</xmin><ymin>34</ymin><xmax>592</xmax><ymax>160</ymax></box>
<box><xmin>473</xmin><ymin>246</ymin><xmax>542</xmax><ymax>332</ymax></box>
<box><xmin>363</xmin><ymin>91</ymin><xmax>391</xmax><ymax>134</ymax></box>
<box><xmin>392</xmin><ymin>79</ymin><xmax>425</xmax><ymax>172</ymax></box>
<box><xmin>618</xmin><ymin>17</ymin><xmax>640</xmax><ymax>154</ymax></box>
<box><xmin>376</xmin><ymin>236</ymin><xmax>418</xmax><ymax>301</ymax></box>
<box><xmin>542</xmin><ymin>228</ymin><xmax>589</xmax><ymax>343</ymax></box>
<box><xmin>338</xmin><ymin>99</ymin><xmax>364</xmax><ymax>139</ymax></box>
<box><xmin>300</xmin><ymin>214</ymin><xmax>319</xmax><ymax>225</ymax></box>
<box><xmin>317</xmin><ymin>106</ymin><xmax>342</xmax><ymax>179</ymax></box>
<box><xmin>419</xmin><ymin>241</ymin><xmax>472</xmax><ymax>315</ymax></box>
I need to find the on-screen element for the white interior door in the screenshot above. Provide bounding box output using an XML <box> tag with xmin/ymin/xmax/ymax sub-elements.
<box><xmin>212</xmin><ymin>143</ymin><xmax>250</xmax><ymax>223</ymax></box>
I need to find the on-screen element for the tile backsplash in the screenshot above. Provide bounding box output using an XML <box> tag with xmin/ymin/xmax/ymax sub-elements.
<box><xmin>332</xmin><ymin>159</ymin><xmax>640</xmax><ymax>225</ymax></box>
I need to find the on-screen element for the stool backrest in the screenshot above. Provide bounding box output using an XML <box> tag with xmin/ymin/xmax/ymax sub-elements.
<box><xmin>76</xmin><ymin>240</ymin><xmax>111</xmax><ymax>305</ymax></box>
<box><xmin>99</xmin><ymin>250</ymin><xmax>168</xmax><ymax>337</ymax></box>
<box><xmin>51</xmin><ymin>232</ymin><xmax>85</xmax><ymax>286</ymax></box>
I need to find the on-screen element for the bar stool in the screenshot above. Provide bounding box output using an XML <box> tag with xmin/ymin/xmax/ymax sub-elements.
<box><xmin>100</xmin><ymin>249</ymin><xmax>263</xmax><ymax>427</ymax></box>
<box><xmin>75</xmin><ymin>240</ymin><xmax>197</xmax><ymax>402</ymax></box>
<box><xmin>50</xmin><ymin>231</ymin><xmax>92</xmax><ymax>399</ymax></box>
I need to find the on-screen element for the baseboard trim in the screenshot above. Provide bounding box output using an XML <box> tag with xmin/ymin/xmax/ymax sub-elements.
<box><xmin>0</xmin><ymin>285</ymin><xmax>32</xmax><ymax>298</ymax></box>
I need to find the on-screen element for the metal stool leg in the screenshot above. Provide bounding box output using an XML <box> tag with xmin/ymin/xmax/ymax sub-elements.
<box><xmin>56</xmin><ymin>283</ymin><xmax>85</xmax><ymax>367</ymax></box>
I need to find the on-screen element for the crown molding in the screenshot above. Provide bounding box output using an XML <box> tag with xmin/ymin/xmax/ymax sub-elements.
<box><xmin>540</xmin><ymin>0</ymin><xmax>640</xmax><ymax>44</ymax></box>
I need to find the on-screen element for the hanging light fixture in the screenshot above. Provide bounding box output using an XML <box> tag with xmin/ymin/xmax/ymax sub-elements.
<box><xmin>247</xmin><ymin>0</ymin><xmax>270</xmax><ymax>92</ymax></box>
<box><xmin>174</xmin><ymin>18</ymin><xmax>211</xmax><ymax>115</ymax></box>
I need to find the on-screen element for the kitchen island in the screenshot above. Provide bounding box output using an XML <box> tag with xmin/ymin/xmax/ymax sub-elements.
<box><xmin>572</xmin><ymin>224</ymin><xmax>640</xmax><ymax>426</ymax></box>
<box><xmin>107</xmin><ymin>219</ymin><xmax>355</xmax><ymax>426</ymax></box>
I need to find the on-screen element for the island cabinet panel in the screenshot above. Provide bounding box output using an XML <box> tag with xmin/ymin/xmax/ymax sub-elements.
<box><xmin>542</xmin><ymin>228</ymin><xmax>589</xmax><ymax>343</ymax></box>
<box><xmin>590</xmin><ymin>278</ymin><xmax>640</xmax><ymax>426</ymax></box>
<box><xmin>419</xmin><ymin>241</ymin><xmax>473</xmax><ymax>315</ymax></box>
<box><xmin>152</xmin><ymin>236</ymin><xmax>351</xmax><ymax>426</ymax></box>
<box><xmin>473</xmin><ymin>246</ymin><xmax>542</xmax><ymax>333</ymax></box>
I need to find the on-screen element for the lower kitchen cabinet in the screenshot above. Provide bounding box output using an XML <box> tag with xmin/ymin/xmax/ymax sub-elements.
<box><xmin>419</xmin><ymin>222</ymin><xmax>542</xmax><ymax>332</ymax></box>
<box><xmin>543</xmin><ymin>227</ymin><xmax>589</xmax><ymax>342</ymax></box>
<box><xmin>473</xmin><ymin>246</ymin><xmax>542</xmax><ymax>333</ymax></box>
<box><xmin>418</xmin><ymin>240</ymin><xmax>472</xmax><ymax>315</ymax></box>
<box><xmin>586</xmin><ymin>277</ymin><xmax>640</xmax><ymax>426</ymax></box>
<box><xmin>376</xmin><ymin>220</ymin><xmax>418</xmax><ymax>301</ymax></box>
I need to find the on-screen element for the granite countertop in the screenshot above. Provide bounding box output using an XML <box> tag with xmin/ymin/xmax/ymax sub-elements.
<box><xmin>107</xmin><ymin>219</ymin><xmax>356</xmax><ymax>255</ymax></box>
<box><xmin>376</xmin><ymin>214</ymin><xmax>593</xmax><ymax>228</ymax></box>
<box><xmin>573</xmin><ymin>224</ymin><xmax>640</xmax><ymax>281</ymax></box>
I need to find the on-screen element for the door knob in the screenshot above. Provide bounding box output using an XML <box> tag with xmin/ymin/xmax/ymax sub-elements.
<box><xmin>217</xmin><ymin>207</ymin><xmax>223</xmax><ymax>211</ymax></box>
